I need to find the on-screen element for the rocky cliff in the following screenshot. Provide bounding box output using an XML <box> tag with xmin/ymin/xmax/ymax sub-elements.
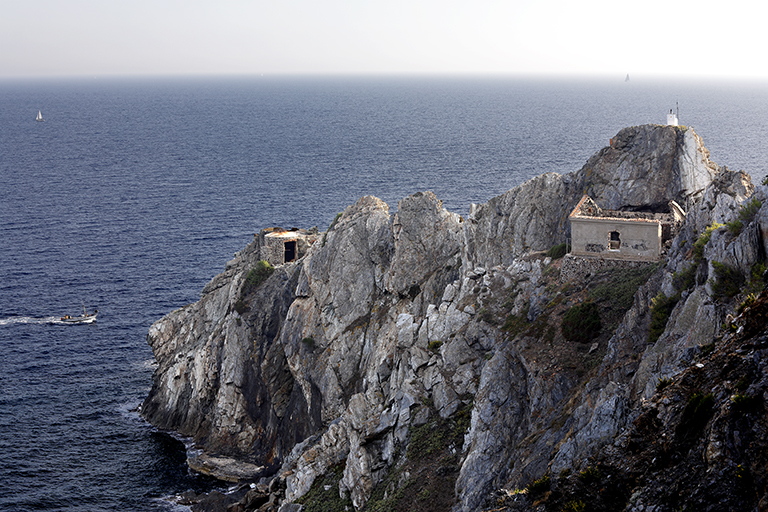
<box><xmin>141</xmin><ymin>124</ymin><xmax>768</xmax><ymax>512</ymax></box>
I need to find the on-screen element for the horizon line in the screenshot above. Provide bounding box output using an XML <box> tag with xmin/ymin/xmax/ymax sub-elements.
<box><xmin>2</xmin><ymin>70</ymin><xmax>768</xmax><ymax>83</ymax></box>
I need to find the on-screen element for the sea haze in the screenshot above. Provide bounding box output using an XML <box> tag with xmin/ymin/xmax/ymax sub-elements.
<box><xmin>0</xmin><ymin>75</ymin><xmax>766</xmax><ymax>511</ymax></box>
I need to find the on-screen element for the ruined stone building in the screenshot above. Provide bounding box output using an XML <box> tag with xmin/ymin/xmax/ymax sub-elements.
<box><xmin>258</xmin><ymin>227</ymin><xmax>320</xmax><ymax>266</ymax></box>
<box><xmin>569</xmin><ymin>195</ymin><xmax>685</xmax><ymax>261</ymax></box>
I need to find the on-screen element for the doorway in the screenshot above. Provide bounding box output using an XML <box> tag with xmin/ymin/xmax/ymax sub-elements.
<box><xmin>284</xmin><ymin>240</ymin><xmax>297</xmax><ymax>262</ymax></box>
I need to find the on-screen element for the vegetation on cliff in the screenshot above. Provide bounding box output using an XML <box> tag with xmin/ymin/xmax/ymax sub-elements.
<box><xmin>141</xmin><ymin>125</ymin><xmax>768</xmax><ymax>512</ymax></box>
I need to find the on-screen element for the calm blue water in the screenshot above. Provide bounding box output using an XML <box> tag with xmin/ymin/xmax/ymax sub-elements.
<box><xmin>1</xmin><ymin>75</ymin><xmax>767</xmax><ymax>511</ymax></box>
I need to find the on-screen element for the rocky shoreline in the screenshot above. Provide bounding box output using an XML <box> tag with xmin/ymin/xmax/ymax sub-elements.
<box><xmin>142</xmin><ymin>124</ymin><xmax>768</xmax><ymax>511</ymax></box>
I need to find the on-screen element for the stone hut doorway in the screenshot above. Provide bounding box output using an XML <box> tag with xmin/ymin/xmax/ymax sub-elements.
<box><xmin>284</xmin><ymin>240</ymin><xmax>297</xmax><ymax>263</ymax></box>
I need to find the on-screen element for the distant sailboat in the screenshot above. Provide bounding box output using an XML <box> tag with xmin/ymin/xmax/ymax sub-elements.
<box><xmin>36</xmin><ymin>110</ymin><xmax>44</xmax><ymax>122</ymax></box>
<box><xmin>625</xmin><ymin>74</ymin><xmax>630</xmax><ymax>82</ymax></box>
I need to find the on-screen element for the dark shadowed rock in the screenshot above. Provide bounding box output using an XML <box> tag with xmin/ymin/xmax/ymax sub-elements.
<box><xmin>142</xmin><ymin>125</ymin><xmax>768</xmax><ymax>512</ymax></box>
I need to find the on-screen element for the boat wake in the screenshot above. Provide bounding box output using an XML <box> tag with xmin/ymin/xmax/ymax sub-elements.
<box><xmin>0</xmin><ymin>316</ymin><xmax>60</xmax><ymax>326</ymax></box>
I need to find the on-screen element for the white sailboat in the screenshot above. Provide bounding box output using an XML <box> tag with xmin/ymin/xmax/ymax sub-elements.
<box><xmin>36</xmin><ymin>110</ymin><xmax>44</xmax><ymax>122</ymax></box>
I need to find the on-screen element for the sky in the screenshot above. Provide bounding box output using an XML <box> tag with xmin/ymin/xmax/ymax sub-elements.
<box><xmin>1</xmin><ymin>0</ymin><xmax>765</xmax><ymax>80</ymax></box>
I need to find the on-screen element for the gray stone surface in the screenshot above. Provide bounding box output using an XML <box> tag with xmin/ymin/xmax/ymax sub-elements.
<box><xmin>141</xmin><ymin>125</ymin><xmax>767</xmax><ymax>511</ymax></box>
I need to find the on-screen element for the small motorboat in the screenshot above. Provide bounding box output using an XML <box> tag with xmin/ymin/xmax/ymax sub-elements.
<box><xmin>61</xmin><ymin>305</ymin><xmax>98</xmax><ymax>324</ymax></box>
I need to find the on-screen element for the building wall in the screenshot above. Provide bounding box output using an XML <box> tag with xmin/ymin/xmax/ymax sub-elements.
<box><xmin>259</xmin><ymin>231</ymin><xmax>319</xmax><ymax>266</ymax></box>
<box><xmin>261</xmin><ymin>236</ymin><xmax>294</xmax><ymax>266</ymax></box>
<box><xmin>570</xmin><ymin>217</ymin><xmax>662</xmax><ymax>261</ymax></box>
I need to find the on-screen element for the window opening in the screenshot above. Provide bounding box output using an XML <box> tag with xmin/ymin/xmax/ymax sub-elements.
<box><xmin>609</xmin><ymin>231</ymin><xmax>621</xmax><ymax>250</ymax></box>
<box><xmin>284</xmin><ymin>240</ymin><xmax>297</xmax><ymax>262</ymax></box>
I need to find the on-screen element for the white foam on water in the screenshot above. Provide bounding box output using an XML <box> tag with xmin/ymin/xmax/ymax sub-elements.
<box><xmin>150</xmin><ymin>496</ymin><xmax>193</xmax><ymax>512</ymax></box>
<box><xmin>0</xmin><ymin>315</ymin><xmax>59</xmax><ymax>326</ymax></box>
<box><xmin>133</xmin><ymin>358</ymin><xmax>159</xmax><ymax>371</ymax></box>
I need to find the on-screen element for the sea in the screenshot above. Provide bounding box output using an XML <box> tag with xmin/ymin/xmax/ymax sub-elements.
<box><xmin>1</xmin><ymin>75</ymin><xmax>767</xmax><ymax>511</ymax></box>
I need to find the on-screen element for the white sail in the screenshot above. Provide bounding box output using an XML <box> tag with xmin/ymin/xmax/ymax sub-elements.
<box><xmin>36</xmin><ymin>110</ymin><xmax>44</xmax><ymax>122</ymax></box>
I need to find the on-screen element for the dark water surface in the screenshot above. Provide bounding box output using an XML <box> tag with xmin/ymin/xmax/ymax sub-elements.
<box><xmin>1</xmin><ymin>75</ymin><xmax>766</xmax><ymax>511</ymax></box>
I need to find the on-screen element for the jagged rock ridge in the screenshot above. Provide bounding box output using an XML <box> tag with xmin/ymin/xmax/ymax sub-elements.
<box><xmin>141</xmin><ymin>124</ymin><xmax>767</xmax><ymax>511</ymax></box>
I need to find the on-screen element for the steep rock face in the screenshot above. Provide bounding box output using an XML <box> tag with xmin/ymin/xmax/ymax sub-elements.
<box><xmin>491</xmin><ymin>173</ymin><xmax>768</xmax><ymax>512</ymax></box>
<box><xmin>497</xmin><ymin>272</ymin><xmax>768</xmax><ymax>512</ymax></box>
<box><xmin>141</xmin><ymin>239</ymin><xmax>318</xmax><ymax>477</ymax></box>
<box><xmin>142</xmin><ymin>125</ymin><xmax>766</xmax><ymax>511</ymax></box>
<box><xmin>543</xmin><ymin>167</ymin><xmax>757</xmax><ymax>475</ymax></box>
<box><xmin>586</xmin><ymin>125</ymin><xmax>717</xmax><ymax>210</ymax></box>
<box><xmin>465</xmin><ymin>125</ymin><xmax>719</xmax><ymax>268</ymax></box>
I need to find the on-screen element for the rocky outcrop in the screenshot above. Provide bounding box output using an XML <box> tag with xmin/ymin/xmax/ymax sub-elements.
<box><xmin>464</xmin><ymin>124</ymin><xmax>719</xmax><ymax>268</ymax></box>
<box><xmin>142</xmin><ymin>125</ymin><xmax>768</xmax><ymax>511</ymax></box>
<box><xmin>140</xmin><ymin>237</ymin><xmax>319</xmax><ymax>475</ymax></box>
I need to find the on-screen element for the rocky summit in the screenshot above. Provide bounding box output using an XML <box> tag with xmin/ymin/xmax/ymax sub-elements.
<box><xmin>140</xmin><ymin>124</ymin><xmax>768</xmax><ymax>512</ymax></box>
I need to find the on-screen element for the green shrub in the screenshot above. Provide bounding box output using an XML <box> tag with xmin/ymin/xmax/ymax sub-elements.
<box><xmin>672</xmin><ymin>263</ymin><xmax>697</xmax><ymax>292</ymax></box>
<box><xmin>562</xmin><ymin>500</ymin><xmax>587</xmax><ymax>512</ymax></box>
<box><xmin>692</xmin><ymin>223</ymin><xmax>723</xmax><ymax>261</ymax></box>
<box><xmin>502</xmin><ymin>309</ymin><xmax>530</xmax><ymax>338</ymax></box>
<box><xmin>243</xmin><ymin>260</ymin><xmax>275</xmax><ymax>293</ymax></box>
<box><xmin>737</xmin><ymin>293</ymin><xmax>758</xmax><ymax>315</ymax></box>
<box><xmin>648</xmin><ymin>292</ymin><xmax>679</xmax><ymax>344</ymax></box>
<box><xmin>590</xmin><ymin>264</ymin><xmax>658</xmax><ymax>311</ymax></box>
<box><xmin>236</xmin><ymin>261</ymin><xmax>276</xmax><ymax>313</ymax></box>
<box><xmin>677</xmin><ymin>392</ymin><xmax>715</xmax><ymax>441</ymax></box>
<box><xmin>295</xmin><ymin>462</ymin><xmax>353</xmax><ymax>512</ymax></box>
<box><xmin>561</xmin><ymin>302</ymin><xmax>601</xmax><ymax>343</ymax></box>
<box><xmin>732</xmin><ymin>393</ymin><xmax>761</xmax><ymax>414</ymax></box>
<box><xmin>365</xmin><ymin>464</ymin><xmax>412</xmax><ymax>512</ymax></box>
<box><xmin>657</xmin><ymin>377</ymin><xmax>673</xmax><ymax>392</ymax></box>
<box><xmin>726</xmin><ymin>198</ymin><xmax>762</xmax><ymax>236</ymax></box>
<box><xmin>578</xmin><ymin>466</ymin><xmax>602</xmax><ymax>484</ymax></box>
<box><xmin>747</xmin><ymin>262</ymin><xmax>767</xmax><ymax>294</ymax></box>
<box><xmin>526</xmin><ymin>474</ymin><xmax>550</xmax><ymax>496</ymax></box>
<box><xmin>709</xmin><ymin>261</ymin><xmax>744</xmax><ymax>299</ymax></box>
<box><xmin>725</xmin><ymin>219</ymin><xmax>744</xmax><ymax>237</ymax></box>
<box><xmin>699</xmin><ymin>342</ymin><xmax>715</xmax><ymax>357</ymax></box>
<box><xmin>428</xmin><ymin>340</ymin><xmax>443</xmax><ymax>352</ymax></box>
<box><xmin>321</xmin><ymin>212</ymin><xmax>344</xmax><ymax>247</ymax></box>
<box><xmin>329</xmin><ymin>212</ymin><xmax>343</xmax><ymax>231</ymax></box>
<box><xmin>407</xmin><ymin>421</ymin><xmax>445</xmax><ymax>459</ymax></box>
<box><xmin>546</xmin><ymin>242</ymin><xmax>570</xmax><ymax>259</ymax></box>
<box><xmin>301</xmin><ymin>337</ymin><xmax>315</xmax><ymax>348</ymax></box>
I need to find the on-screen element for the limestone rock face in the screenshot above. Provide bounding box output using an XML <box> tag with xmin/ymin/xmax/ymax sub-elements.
<box><xmin>141</xmin><ymin>237</ymin><xmax>318</xmax><ymax>475</ymax></box>
<box><xmin>586</xmin><ymin>125</ymin><xmax>718</xmax><ymax>210</ymax></box>
<box><xmin>457</xmin><ymin>347</ymin><xmax>531</xmax><ymax>512</ymax></box>
<box><xmin>385</xmin><ymin>191</ymin><xmax>464</xmax><ymax>296</ymax></box>
<box><xmin>142</xmin><ymin>125</ymin><xmax>768</xmax><ymax>512</ymax></box>
<box><xmin>465</xmin><ymin>125</ymin><xmax>720</xmax><ymax>268</ymax></box>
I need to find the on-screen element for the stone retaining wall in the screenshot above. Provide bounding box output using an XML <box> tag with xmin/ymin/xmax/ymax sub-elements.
<box><xmin>560</xmin><ymin>253</ymin><xmax>653</xmax><ymax>283</ymax></box>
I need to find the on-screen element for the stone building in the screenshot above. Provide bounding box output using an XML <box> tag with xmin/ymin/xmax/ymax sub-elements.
<box><xmin>258</xmin><ymin>227</ymin><xmax>320</xmax><ymax>266</ymax></box>
<box><xmin>569</xmin><ymin>195</ymin><xmax>685</xmax><ymax>261</ymax></box>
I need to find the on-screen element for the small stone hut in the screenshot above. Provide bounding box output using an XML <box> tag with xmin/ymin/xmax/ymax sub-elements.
<box><xmin>569</xmin><ymin>196</ymin><xmax>685</xmax><ymax>261</ymax></box>
<box><xmin>258</xmin><ymin>227</ymin><xmax>320</xmax><ymax>266</ymax></box>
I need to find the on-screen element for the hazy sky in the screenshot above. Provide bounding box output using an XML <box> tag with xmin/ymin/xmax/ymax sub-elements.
<box><xmin>1</xmin><ymin>0</ymin><xmax>764</xmax><ymax>79</ymax></box>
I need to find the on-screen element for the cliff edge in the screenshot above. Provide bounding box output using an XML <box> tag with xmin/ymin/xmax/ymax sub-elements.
<box><xmin>141</xmin><ymin>124</ymin><xmax>768</xmax><ymax>511</ymax></box>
